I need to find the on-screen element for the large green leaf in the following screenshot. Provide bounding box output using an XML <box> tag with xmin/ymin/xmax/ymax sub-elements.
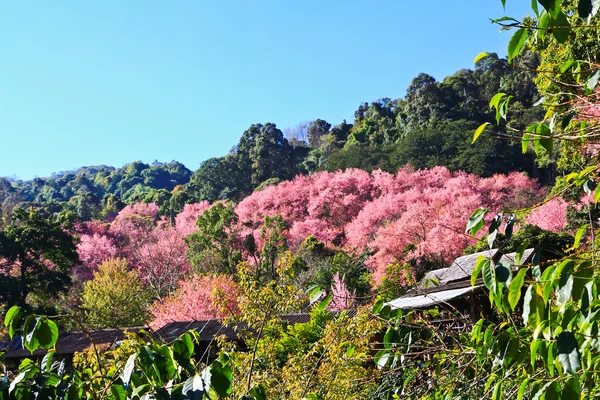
<box><xmin>466</xmin><ymin>208</ymin><xmax>488</xmax><ymax>236</ymax></box>
<box><xmin>550</xmin><ymin>11</ymin><xmax>570</xmax><ymax>44</ymax></box>
<box><xmin>495</xmin><ymin>261</ymin><xmax>512</xmax><ymax>285</ymax></box>
<box><xmin>507</xmin><ymin>28</ymin><xmax>528</xmax><ymax>62</ymax></box>
<box><xmin>508</xmin><ymin>268</ymin><xmax>528</xmax><ymax>311</ymax></box>
<box><xmin>492</xmin><ymin>381</ymin><xmax>503</xmax><ymax>400</ymax></box>
<box><xmin>523</xmin><ymin>285</ymin><xmax>544</xmax><ymax>327</ymax></box>
<box><xmin>472</xmin><ymin>122</ymin><xmax>490</xmax><ymax>144</ymax></box>
<box><xmin>562</xmin><ymin>376</ymin><xmax>581</xmax><ymax>398</ymax></box>
<box><xmin>474</xmin><ymin>52</ymin><xmax>491</xmax><ymax>63</ymax></box>
<box><xmin>37</xmin><ymin>319</ymin><xmax>58</xmax><ymax>349</ymax></box>
<box><xmin>4</xmin><ymin>306</ymin><xmax>21</xmax><ymax>338</ymax></box>
<box><xmin>539</xmin><ymin>0</ymin><xmax>561</xmax><ymax>18</ymax></box>
<box><xmin>557</xmin><ymin>331</ymin><xmax>580</xmax><ymax>374</ymax></box>
<box><xmin>482</xmin><ymin>259</ymin><xmax>496</xmax><ymax>293</ymax></box>
<box><xmin>471</xmin><ymin>256</ymin><xmax>489</xmax><ymax>286</ymax></box>
<box><xmin>23</xmin><ymin>316</ymin><xmax>41</xmax><ymax>353</ymax></box>
<box><xmin>573</xmin><ymin>224</ymin><xmax>588</xmax><ymax>249</ymax></box>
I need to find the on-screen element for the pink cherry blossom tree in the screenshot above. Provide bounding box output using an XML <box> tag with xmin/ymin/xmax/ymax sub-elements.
<box><xmin>149</xmin><ymin>274</ymin><xmax>238</xmax><ymax>329</ymax></box>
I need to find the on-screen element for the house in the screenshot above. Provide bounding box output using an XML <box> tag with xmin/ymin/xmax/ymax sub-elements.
<box><xmin>1</xmin><ymin>327</ymin><xmax>147</xmax><ymax>367</ymax></box>
<box><xmin>385</xmin><ymin>248</ymin><xmax>536</xmax><ymax>322</ymax></box>
<box><xmin>1</xmin><ymin>314</ymin><xmax>314</xmax><ymax>366</ymax></box>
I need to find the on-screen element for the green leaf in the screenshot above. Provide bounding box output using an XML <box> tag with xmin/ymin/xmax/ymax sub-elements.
<box><xmin>110</xmin><ymin>385</ymin><xmax>127</xmax><ymax>400</ymax></box>
<box><xmin>374</xmin><ymin>350</ymin><xmax>391</xmax><ymax>369</ymax></box>
<box><xmin>515</xmin><ymin>241</ymin><xmax>529</xmax><ymax>266</ymax></box>
<box><xmin>531</xmin><ymin>339</ymin><xmax>543</xmax><ymax>368</ymax></box>
<box><xmin>517</xmin><ymin>378</ymin><xmax>530</xmax><ymax>400</ymax></box>
<box><xmin>489</xmin><ymin>93</ymin><xmax>506</xmax><ymax>109</ymax></box>
<box><xmin>4</xmin><ymin>306</ymin><xmax>21</xmax><ymax>338</ymax></box>
<box><xmin>483</xmin><ymin>259</ymin><xmax>496</xmax><ymax>293</ymax></box>
<box><xmin>372</xmin><ymin>299</ymin><xmax>384</xmax><ymax>314</ymax></box>
<box><xmin>523</xmin><ymin>285</ymin><xmax>544</xmax><ymax>327</ymax></box>
<box><xmin>474</xmin><ymin>52</ymin><xmax>491</xmax><ymax>63</ymax></box>
<box><xmin>507</xmin><ymin>28</ymin><xmax>528</xmax><ymax>62</ymax></box>
<box><xmin>473</xmin><ymin>122</ymin><xmax>490</xmax><ymax>144</ymax></box>
<box><xmin>557</xmin><ymin>331</ymin><xmax>580</xmax><ymax>374</ymax></box>
<box><xmin>550</xmin><ymin>11</ymin><xmax>570</xmax><ymax>44</ymax></box>
<box><xmin>505</xmin><ymin>215</ymin><xmax>515</xmax><ymax>240</ymax></box>
<box><xmin>37</xmin><ymin>319</ymin><xmax>58</xmax><ymax>349</ymax></box>
<box><xmin>562</xmin><ymin>376</ymin><xmax>581</xmax><ymax>398</ymax></box>
<box><xmin>509</xmin><ymin>268</ymin><xmax>528</xmax><ymax>311</ymax></box>
<box><xmin>210</xmin><ymin>359</ymin><xmax>233</xmax><ymax>398</ymax></box>
<box><xmin>586</xmin><ymin>70</ymin><xmax>600</xmax><ymax>92</ymax></box>
<box><xmin>487</xmin><ymin>213</ymin><xmax>502</xmax><ymax>249</ymax></box>
<box><xmin>317</xmin><ymin>293</ymin><xmax>332</xmax><ymax>312</ymax></box>
<box><xmin>495</xmin><ymin>261</ymin><xmax>512</xmax><ymax>285</ymax></box>
<box><xmin>472</xmin><ymin>256</ymin><xmax>489</xmax><ymax>286</ymax></box>
<box><xmin>308</xmin><ymin>286</ymin><xmax>325</xmax><ymax>305</ymax></box>
<box><xmin>41</xmin><ymin>350</ymin><xmax>55</xmax><ymax>372</ymax></box>
<box><xmin>522</xmin><ymin>132</ymin><xmax>531</xmax><ymax>153</ymax></box>
<box><xmin>573</xmin><ymin>224</ymin><xmax>588</xmax><ymax>249</ymax></box>
<box><xmin>594</xmin><ymin>185</ymin><xmax>600</xmax><ymax>205</ymax></box>
<box><xmin>466</xmin><ymin>208</ymin><xmax>488</xmax><ymax>236</ymax></box>
<box><xmin>346</xmin><ymin>345</ymin><xmax>355</xmax><ymax>358</ymax></box>
<box><xmin>383</xmin><ymin>327</ymin><xmax>400</xmax><ymax>349</ymax></box>
<box><xmin>492</xmin><ymin>381</ymin><xmax>503</xmax><ymax>400</ymax></box>
<box><xmin>557</xmin><ymin>274</ymin><xmax>574</xmax><ymax>306</ymax></box>
<box><xmin>23</xmin><ymin>315</ymin><xmax>41</xmax><ymax>353</ymax></box>
<box><xmin>539</xmin><ymin>0</ymin><xmax>562</xmax><ymax>18</ymax></box>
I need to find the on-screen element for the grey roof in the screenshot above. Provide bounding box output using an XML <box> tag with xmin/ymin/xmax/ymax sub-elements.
<box><xmin>385</xmin><ymin>285</ymin><xmax>484</xmax><ymax>310</ymax></box>
<box><xmin>499</xmin><ymin>248</ymin><xmax>535</xmax><ymax>269</ymax></box>
<box><xmin>154</xmin><ymin>314</ymin><xmax>313</xmax><ymax>344</ymax></box>
<box><xmin>441</xmin><ymin>249</ymin><xmax>501</xmax><ymax>283</ymax></box>
<box><xmin>418</xmin><ymin>268</ymin><xmax>450</xmax><ymax>289</ymax></box>
<box><xmin>2</xmin><ymin>327</ymin><xmax>147</xmax><ymax>360</ymax></box>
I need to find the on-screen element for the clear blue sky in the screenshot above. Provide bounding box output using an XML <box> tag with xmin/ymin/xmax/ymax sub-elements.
<box><xmin>0</xmin><ymin>1</ymin><xmax>532</xmax><ymax>180</ymax></box>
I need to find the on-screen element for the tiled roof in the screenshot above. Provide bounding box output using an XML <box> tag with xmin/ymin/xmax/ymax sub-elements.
<box><xmin>442</xmin><ymin>249</ymin><xmax>501</xmax><ymax>284</ymax></box>
<box><xmin>153</xmin><ymin>314</ymin><xmax>313</xmax><ymax>344</ymax></box>
<box><xmin>499</xmin><ymin>248</ymin><xmax>536</xmax><ymax>269</ymax></box>
<box><xmin>2</xmin><ymin>327</ymin><xmax>146</xmax><ymax>360</ymax></box>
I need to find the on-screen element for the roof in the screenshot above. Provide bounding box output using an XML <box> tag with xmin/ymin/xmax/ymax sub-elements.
<box><xmin>385</xmin><ymin>285</ymin><xmax>484</xmax><ymax>310</ymax></box>
<box><xmin>418</xmin><ymin>268</ymin><xmax>450</xmax><ymax>289</ymax></box>
<box><xmin>2</xmin><ymin>327</ymin><xmax>146</xmax><ymax>360</ymax></box>
<box><xmin>153</xmin><ymin>314</ymin><xmax>312</xmax><ymax>344</ymax></box>
<box><xmin>388</xmin><ymin>248</ymin><xmax>536</xmax><ymax>311</ymax></box>
<box><xmin>499</xmin><ymin>248</ymin><xmax>535</xmax><ymax>269</ymax></box>
<box><xmin>442</xmin><ymin>249</ymin><xmax>501</xmax><ymax>283</ymax></box>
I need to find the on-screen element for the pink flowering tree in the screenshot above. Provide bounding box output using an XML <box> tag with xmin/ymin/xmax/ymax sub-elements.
<box><xmin>329</xmin><ymin>272</ymin><xmax>355</xmax><ymax>311</ymax></box>
<box><xmin>129</xmin><ymin>227</ymin><xmax>191</xmax><ymax>300</ymax></box>
<box><xmin>75</xmin><ymin>233</ymin><xmax>120</xmax><ymax>281</ymax></box>
<box><xmin>175</xmin><ymin>201</ymin><xmax>212</xmax><ymax>236</ymax></box>
<box><xmin>109</xmin><ymin>202</ymin><xmax>159</xmax><ymax>245</ymax></box>
<box><xmin>149</xmin><ymin>274</ymin><xmax>239</xmax><ymax>329</ymax></box>
<box><xmin>526</xmin><ymin>197</ymin><xmax>569</xmax><ymax>233</ymax></box>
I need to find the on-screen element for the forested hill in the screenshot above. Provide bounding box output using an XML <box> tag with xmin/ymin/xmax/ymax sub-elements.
<box><xmin>1</xmin><ymin>51</ymin><xmax>548</xmax><ymax>221</ymax></box>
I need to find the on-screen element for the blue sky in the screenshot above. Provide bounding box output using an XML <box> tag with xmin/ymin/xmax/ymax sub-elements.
<box><xmin>0</xmin><ymin>1</ymin><xmax>532</xmax><ymax>180</ymax></box>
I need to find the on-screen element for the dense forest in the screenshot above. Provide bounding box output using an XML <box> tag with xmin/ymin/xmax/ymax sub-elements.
<box><xmin>3</xmin><ymin>0</ymin><xmax>600</xmax><ymax>398</ymax></box>
<box><xmin>1</xmin><ymin>51</ymin><xmax>548</xmax><ymax>222</ymax></box>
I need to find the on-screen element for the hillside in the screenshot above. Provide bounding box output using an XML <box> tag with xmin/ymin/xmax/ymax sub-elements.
<box><xmin>0</xmin><ymin>52</ymin><xmax>548</xmax><ymax>221</ymax></box>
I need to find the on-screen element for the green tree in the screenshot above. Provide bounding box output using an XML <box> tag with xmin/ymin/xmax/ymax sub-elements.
<box><xmin>0</xmin><ymin>208</ymin><xmax>78</xmax><ymax>311</ymax></box>
<box><xmin>81</xmin><ymin>258</ymin><xmax>149</xmax><ymax>328</ymax></box>
<box><xmin>186</xmin><ymin>202</ymin><xmax>242</xmax><ymax>275</ymax></box>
